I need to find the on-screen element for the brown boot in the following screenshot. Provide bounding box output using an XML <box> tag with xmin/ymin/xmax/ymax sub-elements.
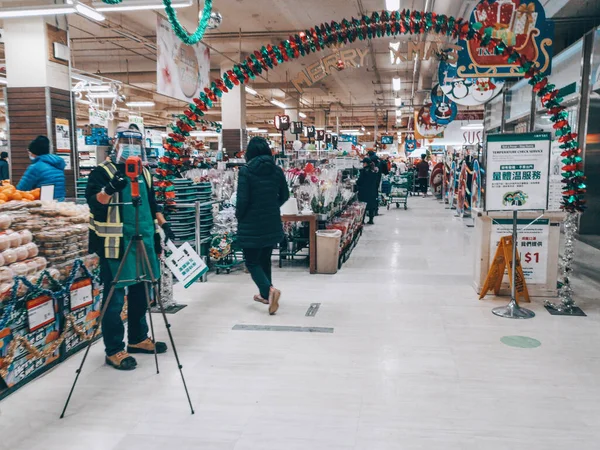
<box><xmin>128</xmin><ymin>338</ymin><xmax>168</xmax><ymax>354</ymax></box>
<box><xmin>105</xmin><ymin>351</ymin><xmax>137</xmax><ymax>371</ymax></box>
<box><xmin>268</xmin><ymin>287</ymin><xmax>281</xmax><ymax>315</ymax></box>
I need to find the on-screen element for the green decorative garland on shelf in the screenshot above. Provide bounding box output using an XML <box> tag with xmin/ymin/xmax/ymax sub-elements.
<box><xmin>100</xmin><ymin>0</ymin><xmax>213</xmax><ymax>46</ymax></box>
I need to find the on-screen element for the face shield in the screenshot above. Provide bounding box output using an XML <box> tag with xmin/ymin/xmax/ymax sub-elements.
<box><xmin>113</xmin><ymin>129</ymin><xmax>146</xmax><ymax>164</ymax></box>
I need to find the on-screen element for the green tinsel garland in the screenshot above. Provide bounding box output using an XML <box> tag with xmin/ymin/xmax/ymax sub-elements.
<box><xmin>163</xmin><ymin>0</ymin><xmax>213</xmax><ymax>46</ymax></box>
<box><xmin>100</xmin><ymin>0</ymin><xmax>212</xmax><ymax>46</ymax></box>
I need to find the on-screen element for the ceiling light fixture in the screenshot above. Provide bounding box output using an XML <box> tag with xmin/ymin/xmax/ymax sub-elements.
<box><xmin>385</xmin><ymin>0</ymin><xmax>401</xmax><ymax>11</ymax></box>
<box><xmin>392</xmin><ymin>76</ymin><xmax>401</xmax><ymax>91</ymax></box>
<box><xmin>93</xmin><ymin>0</ymin><xmax>192</xmax><ymax>12</ymax></box>
<box><xmin>75</xmin><ymin>2</ymin><xmax>105</xmax><ymax>21</ymax></box>
<box><xmin>460</xmin><ymin>123</ymin><xmax>484</xmax><ymax>130</ymax></box>
<box><xmin>395</xmin><ymin>97</ymin><xmax>403</xmax><ymax>107</ymax></box>
<box><xmin>270</xmin><ymin>99</ymin><xmax>287</xmax><ymax>109</ymax></box>
<box><xmin>126</xmin><ymin>101</ymin><xmax>156</xmax><ymax>107</ymax></box>
<box><xmin>245</xmin><ymin>86</ymin><xmax>258</xmax><ymax>96</ymax></box>
<box><xmin>88</xmin><ymin>92</ymin><xmax>117</xmax><ymax>99</ymax></box>
<box><xmin>268</xmin><ymin>133</ymin><xmax>282</xmax><ymax>137</ymax></box>
<box><xmin>0</xmin><ymin>4</ymin><xmax>76</xmax><ymax>18</ymax></box>
<box><xmin>0</xmin><ymin>79</ymin><xmax>7</xmax><ymax>85</ymax></box>
<box><xmin>340</xmin><ymin>129</ymin><xmax>359</xmax><ymax>133</ymax></box>
<box><xmin>249</xmin><ymin>129</ymin><xmax>268</xmax><ymax>133</ymax></box>
<box><xmin>299</xmin><ymin>112</ymin><xmax>307</xmax><ymax>119</ymax></box>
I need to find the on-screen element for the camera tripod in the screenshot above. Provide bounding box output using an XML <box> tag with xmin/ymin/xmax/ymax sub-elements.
<box><xmin>60</xmin><ymin>186</ymin><xmax>194</xmax><ymax>418</ymax></box>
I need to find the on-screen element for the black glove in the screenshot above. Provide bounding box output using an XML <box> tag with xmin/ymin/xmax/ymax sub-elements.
<box><xmin>104</xmin><ymin>171</ymin><xmax>128</xmax><ymax>196</ymax></box>
<box><xmin>161</xmin><ymin>223</ymin><xmax>176</xmax><ymax>243</ymax></box>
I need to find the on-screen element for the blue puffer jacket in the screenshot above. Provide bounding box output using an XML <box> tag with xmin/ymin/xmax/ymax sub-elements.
<box><xmin>17</xmin><ymin>154</ymin><xmax>66</xmax><ymax>200</ymax></box>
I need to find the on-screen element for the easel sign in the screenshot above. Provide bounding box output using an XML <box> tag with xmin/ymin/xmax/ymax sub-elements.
<box><xmin>484</xmin><ymin>132</ymin><xmax>551</xmax><ymax>212</ymax></box>
<box><xmin>480</xmin><ymin>236</ymin><xmax>530</xmax><ymax>304</ymax></box>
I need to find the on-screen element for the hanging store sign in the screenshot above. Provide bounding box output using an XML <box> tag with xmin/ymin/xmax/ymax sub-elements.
<box><xmin>128</xmin><ymin>115</ymin><xmax>145</xmax><ymax>134</ymax></box>
<box><xmin>156</xmin><ymin>15</ymin><xmax>210</xmax><ymax>102</ymax></box>
<box><xmin>456</xmin><ymin>0</ymin><xmax>554</xmax><ymax>78</ymax></box>
<box><xmin>485</xmin><ymin>132</ymin><xmax>551</xmax><ymax>211</ymax></box>
<box><xmin>291</xmin><ymin>47</ymin><xmax>369</xmax><ymax>93</ymax></box>
<box><xmin>490</xmin><ymin>219</ymin><xmax>549</xmax><ymax>284</ymax></box>
<box><xmin>89</xmin><ymin>108</ymin><xmax>109</xmax><ymax>127</ymax></box>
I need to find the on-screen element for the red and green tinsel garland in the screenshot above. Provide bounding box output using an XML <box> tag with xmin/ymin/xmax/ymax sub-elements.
<box><xmin>158</xmin><ymin>9</ymin><xmax>585</xmax><ymax>213</ymax></box>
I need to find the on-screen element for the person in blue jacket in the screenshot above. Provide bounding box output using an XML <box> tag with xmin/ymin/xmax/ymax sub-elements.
<box><xmin>17</xmin><ymin>136</ymin><xmax>66</xmax><ymax>200</ymax></box>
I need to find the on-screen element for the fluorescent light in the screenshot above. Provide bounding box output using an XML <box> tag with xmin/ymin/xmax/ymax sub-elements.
<box><xmin>392</xmin><ymin>76</ymin><xmax>401</xmax><ymax>91</ymax></box>
<box><xmin>0</xmin><ymin>102</ymin><xmax>5</xmax><ymax>107</ymax></box>
<box><xmin>88</xmin><ymin>92</ymin><xmax>117</xmax><ymax>99</ymax></box>
<box><xmin>75</xmin><ymin>2</ymin><xmax>105</xmax><ymax>21</ymax></box>
<box><xmin>190</xmin><ymin>131</ymin><xmax>219</xmax><ymax>137</ymax></box>
<box><xmin>395</xmin><ymin>109</ymin><xmax>402</xmax><ymax>116</ymax></box>
<box><xmin>299</xmin><ymin>112</ymin><xmax>307</xmax><ymax>119</ymax></box>
<box><xmin>126</xmin><ymin>101</ymin><xmax>155</xmax><ymax>108</ymax></box>
<box><xmin>386</xmin><ymin>0</ymin><xmax>401</xmax><ymax>11</ymax></box>
<box><xmin>249</xmin><ymin>129</ymin><xmax>268</xmax><ymax>133</ymax></box>
<box><xmin>0</xmin><ymin>79</ymin><xmax>7</xmax><ymax>85</ymax></box>
<box><xmin>270</xmin><ymin>99</ymin><xmax>287</xmax><ymax>109</ymax></box>
<box><xmin>268</xmin><ymin>133</ymin><xmax>281</xmax><ymax>136</ymax></box>
<box><xmin>72</xmin><ymin>73</ymin><xmax>103</xmax><ymax>85</ymax></box>
<box><xmin>247</xmin><ymin>127</ymin><xmax>259</xmax><ymax>131</ymax></box>
<box><xmin>245</xmin><ymin>86</ymin><xmax>258</xmax><ymax>96</ymax></box>
<box><xmin>367</xmin><ymin>131</ymin><xmax>371</xmax><ymax>135</ymax></box>
<box><xmin>361</xmin><ymin>126</ymin><xmax>366</xmax><ymax>132</ymax></box>
<box><xmin>0</xmin><ymin>4</ymin><xmax>76</xmax><ymax>18</ymax></box>
<box><xmin>395</xmin><ymin>97</ymin><xmax>403</xmax><ymax>107</ymax></box>
<box><xmin>460</xmin><ymin>123</ymin><xmax>484</xmax><ymax>130</ymax></box>
<box><xmin>340</xmin><ymin>129</ymin><xmax>359</xmax><ymax>133</ymax></box>
<box><xmin>93</xmin><ymin>0</ymin><xmax>191</xmax><ymax>12</ymax></box>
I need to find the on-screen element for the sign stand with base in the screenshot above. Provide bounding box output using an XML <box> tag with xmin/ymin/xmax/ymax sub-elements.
<box><xmin>491</xmin><ymin>211</ymin><xmax>535</xmax><ymax>319</ymax></box>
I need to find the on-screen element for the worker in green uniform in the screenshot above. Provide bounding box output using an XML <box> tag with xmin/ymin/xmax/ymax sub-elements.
<box><xmin>85</xmin><ymin>126</ymin><xmax>176</xmax><ymax>370</ymax></box>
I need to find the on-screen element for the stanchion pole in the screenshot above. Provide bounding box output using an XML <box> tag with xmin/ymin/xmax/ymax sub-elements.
<box><xmin>492</xmin><ymin>210</ymin><xmax>535</xmax><ymax>319</ymax></box>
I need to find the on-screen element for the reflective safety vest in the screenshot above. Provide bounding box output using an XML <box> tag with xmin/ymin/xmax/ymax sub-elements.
<box><xmin>88</xmin><ymin>161</ymin><xmax>153</xmax><ymax>259</ymax></box>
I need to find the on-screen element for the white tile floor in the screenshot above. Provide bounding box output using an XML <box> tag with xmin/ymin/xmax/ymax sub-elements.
<box><xmin>2</xmin><ymin>197</ymin><xmax>600</xmax><ymax>450</ymax></box>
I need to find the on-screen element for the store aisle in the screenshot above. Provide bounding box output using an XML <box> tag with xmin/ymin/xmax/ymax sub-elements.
<box><xmin>2</xmin><ymin>198</ymin><xmax>600</xmax><ymax>450</ymax></box>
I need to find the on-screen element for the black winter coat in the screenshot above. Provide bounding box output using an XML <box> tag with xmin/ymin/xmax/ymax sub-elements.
<box><xmin>357</xmin><ymin>167</ymin><xmax>379</xmax><ymax>210</ymax></box>
<box><xmin>235</xmin><ymin>155</ymin><xmax>290</xmax><ymax>248</ymax></box>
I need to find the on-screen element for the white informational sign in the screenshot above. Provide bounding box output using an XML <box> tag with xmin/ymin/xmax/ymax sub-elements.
<box><xmin>165</xmin><ymin>241</ymin><xmax>208</xmax><ymax>288</ymax></box>
<box><xmin>490</xmin><ymin>219</ymin><xmax>550</xmax><ymax>284</ymax></box>
<box><xmin>70</xmin><ymin>279</ymin><xmax>93</xmax><ymax>311</ymax></box>
<box><xmin>89</xmin><ymin>108</ymin><xmax>109</xmax><ymax>127</ymax></box>
<box><xmin>40</xmin><ymin>185</ymin><xmax>55</xmax><ymax>201</ymax></box>
<box><xmin>55</xmin><ymin>117</ymin><xmax>72</xmax><ymax>170</ymax></box>
<box><xmin>548</xmin><ymin>140</ymin><xmax>564</xmax><ymax>212</ymax></box>
<box><xmin>128</xmin><ymin>115</ymin><xmax>144</xmax><ymax>134</ymax></box>
<box><xmin>485</xmin><ymin>132</ymin><xmax>551</xmax><ymax>211</ymax></box>
<box><xmin>156</xmin><ymin>15</ymin><xmax>210</xmax><ymax>103</ymax></box>
<box><xmin>27</xmin><ymin>296</ymin><xmax>55</xmax><ymax>332</ymax></box>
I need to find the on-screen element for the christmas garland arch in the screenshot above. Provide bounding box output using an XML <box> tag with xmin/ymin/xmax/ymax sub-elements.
<box><xmin>158</xmin><ymin>9</ymin><xmax>584</xmax><ymax>311</ymax></box>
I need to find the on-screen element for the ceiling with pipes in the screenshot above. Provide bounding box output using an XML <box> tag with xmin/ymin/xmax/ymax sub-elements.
<box><xmin>2</xmin><ymin>0</ymin><xmax>598</xmax><ymax>132</ymax></box>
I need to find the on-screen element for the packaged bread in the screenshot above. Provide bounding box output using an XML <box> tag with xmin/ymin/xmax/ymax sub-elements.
<box><xmin>2</xmin><ymin>248</ymin><xmax>17</xmax><ymax>264</ymax></box>
<box><xmin>18</xmin><ymin>230</ymin><xmax>33</xmax><ymax>244</ymax></box>
<box><xmin>15</xmin><ymin>246</ymin><xmax>28</xmax><ymax>262</ymax></box>
<box><xmin>24</xmin><ymin>242</ymin><xmax>38</xmax><ymax>258</ymax></box>
<box><xmin>0</xmin><ymin>214</ymin><xmax>12</xmax><ymax>230</ymax></box>
<box><xmin>0</xmin><ymin>266</ymin><xmax>14</xmax><ymax>283</ymax></box>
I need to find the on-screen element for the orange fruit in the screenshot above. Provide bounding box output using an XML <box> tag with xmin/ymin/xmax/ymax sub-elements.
<box><xmin>10</xmin><ymin>192</ymin><xmax>22</xmax><ymax>201</ymax></box>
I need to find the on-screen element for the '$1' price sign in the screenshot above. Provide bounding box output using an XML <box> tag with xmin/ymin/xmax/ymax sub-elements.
<box><xmin>524</xmin><ymin>252</ymin><xmax>540</xmax><ymax>264</ymax></box>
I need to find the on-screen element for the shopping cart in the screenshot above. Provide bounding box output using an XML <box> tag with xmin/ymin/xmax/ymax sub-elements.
<box><xmin>388</xmin><ymin>174</ymin><xmax>410</xmax><ymax>210</ymax></box>
<box><xmin>379</xmin><ymin>175</ymin><xmax>392</xmax><ymax>207</ymax></box>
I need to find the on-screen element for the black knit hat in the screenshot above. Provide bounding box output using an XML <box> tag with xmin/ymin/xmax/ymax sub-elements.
<box><xmin>28</xmin><ymin>136</ymin><xmax>50</xmax><ymax>156</ymax></box>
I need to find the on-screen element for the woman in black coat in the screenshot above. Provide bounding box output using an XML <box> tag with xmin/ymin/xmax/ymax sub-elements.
<box><xmin>236</xmin><ymin>137</ymin><xmax>289</xmax><ymax>314</ymax></box>
<box><xmin>357</xmin><ymin>157</ymin><xmax>379</xmax><ymax>224</ymax></box>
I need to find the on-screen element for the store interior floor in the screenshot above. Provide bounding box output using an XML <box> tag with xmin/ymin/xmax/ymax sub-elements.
<box><xmin>2</xmin><ymin>198</ymin><xmax>600</xmax><ymax>450</ymax></box>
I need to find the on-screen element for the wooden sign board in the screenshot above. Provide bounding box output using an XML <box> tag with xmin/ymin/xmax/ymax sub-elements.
<box><xmin>479</xmin><ymin>235</ymin><xmax>530</xmax><ymax>303</ymax></box>
<box><xmin>46</xmin><ymin>24</ymin><xmax>68</xmax><ymax>66</ymax></box>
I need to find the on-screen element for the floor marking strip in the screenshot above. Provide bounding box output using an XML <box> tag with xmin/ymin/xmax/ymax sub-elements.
<box><xmin>232</xmin><ymin>324</ymin><xmax>333</xmax><ymax>333</ymax></box>
<box><xmin>305</xmin><ymin>303</ymin><xmax>321</xmax><ymax>317</ymax></box>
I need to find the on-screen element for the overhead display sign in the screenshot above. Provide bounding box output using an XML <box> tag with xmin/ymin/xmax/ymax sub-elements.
<box><xmin>89</xmin><ymin>108</ymin><xmax>109</xmax><ymax>127</ymax></box>
<box><xmin>456</xmin><ymin>0</ymin><xmax>554</xmax><ymax>78</ymax></box>
<box><xmin>485</xmin><ymin>132</ymin><xmax>551</xmax><ymax>211</ymax></box>
<box><xmin>157</xmin><ymin>15</ymin><xmax>210</xmax><ymax>102</ymax></box>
